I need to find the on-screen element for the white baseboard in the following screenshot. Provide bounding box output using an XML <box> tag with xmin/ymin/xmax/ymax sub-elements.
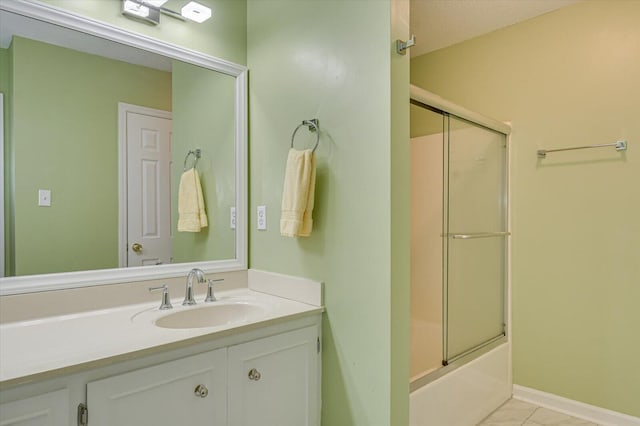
<box><xmin>513</xmin><ymin>385</ymin><xmax>640</xmax><ymax>426</ymax></box>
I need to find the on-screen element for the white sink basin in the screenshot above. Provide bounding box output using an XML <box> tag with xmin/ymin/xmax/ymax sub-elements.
<box><xmin>154</xmin><ymin>302</ymin><xmax>267</xmax><ymax>329</ymax></box>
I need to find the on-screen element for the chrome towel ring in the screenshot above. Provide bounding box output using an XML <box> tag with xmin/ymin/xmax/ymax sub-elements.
<box><xmin>291</xmin><ymin>119</ymin><xmax>320</xmax><ymax>153</ymax></box>
<box><xmin>183</xmin><ymin>149</ymin><xmax>201</xmax><ymax>171</ymax></box>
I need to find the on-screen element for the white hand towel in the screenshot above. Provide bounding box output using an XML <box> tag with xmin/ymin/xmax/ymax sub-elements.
<box><xmin>280</xmin><ymin>148</ymin><xmax>316</xmax><ymax>237</ymax></box>
<box><xmin>177</xmin><ymin>168</ymin><xmax>208</xmax><ymax>232</ymax></box>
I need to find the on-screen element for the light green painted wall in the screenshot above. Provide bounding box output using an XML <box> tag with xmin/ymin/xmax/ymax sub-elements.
<box><xmin>171</xmin><ymin>60</ymin><xmax>236</xmax><ymax>262</ymax></box>
<box><xmin>39</xmin><ymin>0</ymin><xmax>247</xmax><ymax>65</ymax></box>
<box><xmin>11</xmin><ymin>37</ymin><xmax>171</xmax><ymax>275</ymax></box>
<box><xmin>247</xmin><ymin>1</ymin><xmax>409</xmax><ymax>424</ymax></box>
<box><xmin>390</xmin><ymin>1</ymin><xmax>410</xmax><ymax>424</ymax></box>
<box><xmin>411</xmin><ymin>1</ymin><xmax>640</xmax><ymax>417</ymax></box>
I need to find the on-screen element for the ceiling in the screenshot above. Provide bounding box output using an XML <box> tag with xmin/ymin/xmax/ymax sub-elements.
<box><xmin>410</xmin><ymin>0</ymin><xmax>581</xmax><ymax>57</ymax></box>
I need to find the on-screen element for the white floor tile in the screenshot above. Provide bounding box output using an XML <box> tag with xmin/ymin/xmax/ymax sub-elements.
<box><xmin>478</xmin><ymin>399</ymin><xmax>599</xmax><ymax>426</ymax></box>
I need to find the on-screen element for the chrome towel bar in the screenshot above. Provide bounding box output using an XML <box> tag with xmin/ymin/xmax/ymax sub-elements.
<box><xmin>443</xmin><ymin>232</ymin><xmax>511</xmax><ymax>239</ymax></box>
<box><xmin>537</xmin><ymin>140</ymin><xmax>627</xmax><ymax>159</ymax></box>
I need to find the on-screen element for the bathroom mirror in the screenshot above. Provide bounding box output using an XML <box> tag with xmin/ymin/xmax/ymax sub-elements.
<box><xmin>0</xmin><ymin>2</ymin><xmax>247</xmax><ymax>295</ymax></box>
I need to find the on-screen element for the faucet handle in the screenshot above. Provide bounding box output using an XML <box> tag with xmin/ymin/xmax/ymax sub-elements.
<box><xmin>149</xmin><ymin>284</ymin><xmax>173</xmax><ymax>310</ymax></box>
<box><xmin>204</xmin><ymin>278</ymin><xmax>224</xmax><ymax>302</ymax></box>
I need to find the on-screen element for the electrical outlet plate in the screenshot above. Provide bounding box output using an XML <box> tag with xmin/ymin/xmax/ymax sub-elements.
<box><xmin>257</xmin><ymin>205</ymin><xmax>267</xmax><ymax>230</ymax></box>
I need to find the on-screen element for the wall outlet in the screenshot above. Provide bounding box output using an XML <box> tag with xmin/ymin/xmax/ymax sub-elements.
<box><xmin>230</xmin><ymin>207</ymin><xmax>236</xmax><ymax>229</ymax></box>
<box><xmin>257</xmin><ymin>205</ymin><xmax>267</xmax><ymax>230</ymax></box>
<box><xmin>38</xmin><ymin>189</ymin><xmax>51</xmax><ymax>207</ymax></box>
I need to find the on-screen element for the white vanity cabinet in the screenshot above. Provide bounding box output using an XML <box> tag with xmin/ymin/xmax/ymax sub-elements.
<box><xmin>0</xmin><ymin>314</ymin><xmax>321</xmax><ymax>426</ymax></box>
<box><xmin>86</xmin><ymin>349</ymin><xmax>227</xmax><ymax>426</ymax></box>
<box><xmin>228</xmin><ymin>326</ymin><xmax>320</xmax><ymax>426</ymax></box>
<box><xmin>0</xmin><ymin>388</ymin><xmax>69</xmax><ymax>426</ymax></box>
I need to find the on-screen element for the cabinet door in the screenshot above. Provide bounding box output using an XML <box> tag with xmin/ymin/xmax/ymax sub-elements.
<box><xmin>228</xmin><ymin>326</ymin><xmax>320</xmax><ymax>426</ymax></box>
<box><xmin>87</xmin><ymin>349</ymin><xmax>226</xmax><ymax>426</ymax></box>
<box><xmin>0</xmin><ymin>388</ymin><xmax>69</xmax><ymax>426</ymax></box>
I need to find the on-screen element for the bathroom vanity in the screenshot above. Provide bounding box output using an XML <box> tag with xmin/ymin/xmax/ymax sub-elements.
<box><xmin>0</xmin><ymin>285</ymin><xmax>323</xmax><ymax>426</ymax></box>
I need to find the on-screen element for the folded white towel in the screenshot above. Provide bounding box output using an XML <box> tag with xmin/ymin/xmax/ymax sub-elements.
<box><xmin>280</xmin><ymin>148</ymin><xmax>316</xmax><ymax>237</ymax></box>
<box><xmin>177</xmin><ymin>168</ymin><xmax>208</xmax><ymax>232</ymax></box>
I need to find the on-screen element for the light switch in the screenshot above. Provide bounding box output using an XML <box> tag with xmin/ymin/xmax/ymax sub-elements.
<box><xmin>257</xmin><ymin>205</ymin><xmax>267</xmax><ymax>230</ymax></box>
<box><xmin>38</xmin><ymin>189</ymin><xmax>51</xmax><ymax>207</ymax></box>
<box><xmin>230</xmin><ymin>207</ymin><xmax>236</xmax><ymax>229</ymax></box>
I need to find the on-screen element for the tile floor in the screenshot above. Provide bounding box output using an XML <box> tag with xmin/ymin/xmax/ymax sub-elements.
<box><xmin>478</xmin><ymin>398</ymin><xmax>601</xmax><ymax>426</ymax></box>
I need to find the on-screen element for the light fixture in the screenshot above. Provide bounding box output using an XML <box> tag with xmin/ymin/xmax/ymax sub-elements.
<box><xmin>122</xmin><ymin>0</ymin><xmax>212</xmax><ymax>25</ymax></box>
<box><xmin>181</xmin><ymin>1</ymin><xmax>212</xmax><ymax>23</ymax></box>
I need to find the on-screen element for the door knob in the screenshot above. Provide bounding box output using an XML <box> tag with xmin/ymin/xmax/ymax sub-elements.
<box><xmin>131</xmin><ymin>243</ymin><xmax>143</xmax><ymax>253</ymax></box>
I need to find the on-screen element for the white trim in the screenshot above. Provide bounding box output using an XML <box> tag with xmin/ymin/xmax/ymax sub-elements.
<box><xmin>513</xmin><ymin>385</ymin><xmax>640</xmax><ymax>426</ymax></box>
<box><xmin>117</xmin><ymin>103</ymin><xmax>172</xmax><ymax>268</ymax></box>
<box><xmin>0</xmin><ymin>0</ymin><xmax>248</xmax><ymax>295</ymax></box>
<box><xmin>0</xmin><ymin>93</ymin><xmax>4</xmax><ymax>277</ymax></box>
<box><xmin>410</xmin><ymin>84</ymin><xmax>512</xmax><ymax>135</ymax></box>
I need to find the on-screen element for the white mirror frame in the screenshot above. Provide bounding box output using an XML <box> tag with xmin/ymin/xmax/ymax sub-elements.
<box><xmin>0</xmin><ymin>0</ymin><xmax>247</xmax><ymax>295</ymax></box>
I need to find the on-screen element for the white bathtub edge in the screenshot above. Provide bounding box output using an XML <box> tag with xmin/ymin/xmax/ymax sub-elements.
<box><xmin>410</xmin><ymin>343</ymin><xmax>511</xmax><ymax>426</ymax></box>
<box><xmin>513</xmin><ymin>385</ymin><xmax>640</xmax><ymax>426</ymax></box>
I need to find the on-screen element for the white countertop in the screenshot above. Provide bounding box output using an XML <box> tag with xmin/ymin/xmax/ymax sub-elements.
<box><xmin>0</xmin><ymin>288</ymin><xmax>322</xmax><ymax>386</ymax></box>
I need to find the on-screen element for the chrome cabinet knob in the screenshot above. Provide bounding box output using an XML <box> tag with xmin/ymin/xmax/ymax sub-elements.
<box><xmin>194</xmin><ymin>384</ymin><xmax>209</xmax><ymax>398</ymax></box>
<box><xmin>248</xmin><ymin>368</ymin><xmax>261</xmax><ymax>381</ymax></box>
<box><xmin>131</xmin><ymin>242</ymin><xmax>143</xmax><ymax>253</ymax></box>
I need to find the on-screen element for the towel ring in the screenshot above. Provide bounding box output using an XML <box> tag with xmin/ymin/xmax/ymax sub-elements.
<box><xmin>183</xmin><ymin>149</ymin><xmax>201</xmax><ymax>171</ymax></box>
<box><xmin>291</xmin><ymin>119</ymin><xmax>320</xmax><ymax>153</ymax></box>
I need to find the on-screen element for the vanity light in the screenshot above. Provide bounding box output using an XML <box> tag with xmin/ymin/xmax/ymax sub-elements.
<box><xmin>122</xmin><ymin>0</ymin><xmax>212</xmax><ymax>25</ymax></box>
<box><xmin>123</xmin><ymin>0</ymin><xmax>153</xmax><ymax>20</ymax></box>
<box><xmin>181</xmin><ymin>1</ymin><xmax>212</xmax><ymax>23</ymax></box>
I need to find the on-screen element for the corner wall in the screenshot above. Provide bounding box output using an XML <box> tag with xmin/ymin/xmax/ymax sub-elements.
<box><xmin>411</xmin><ymin>1</ymin><xmax>640</xmax><ymax>417</ymax></box>
<box><xmin>247</xmin><ymin>1</ymin><xmax>409</xmax><ymax>424</ymax></box>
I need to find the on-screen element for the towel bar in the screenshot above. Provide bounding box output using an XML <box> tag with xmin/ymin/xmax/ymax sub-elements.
<box><xmin>291</xmin><ymin>119</ymin><xmax>320</xmax><ymax>153</ymax></box>
<box><xmin>537</xmin><ymin>140</ymin><xmax>627</xmax><ymax>158</ymax></box>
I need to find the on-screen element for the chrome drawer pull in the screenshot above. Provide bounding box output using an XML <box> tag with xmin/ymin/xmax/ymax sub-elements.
<box><xmin>248</xmin><ymin>368</ymin><xmax>261</xmax><ymax>381</ymax></box>
<box><xmin>194</xmin><ymin>384</ymin><xmax>209</xmax><ymax>398</ymax></box>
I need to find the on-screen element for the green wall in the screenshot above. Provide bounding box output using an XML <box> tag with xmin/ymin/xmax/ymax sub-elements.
<box><xmin>171</xmin><ymin>60</ymin><xmax>236</xmax><ymax>262</ymax></box>
<box><xmin>10</xmin><ymin>37</ymin><xmax>171</xmax><ymax>275</ymax></box>
<box><xmin>39</xmin><ymin>0</ymin><xmax>247</xmax><ymax>65</ymax></box>
<box><xmin>247</xmin><ymin>1</ymin><xmax>409</xmax><ymax>425</ymax></box>
<box><xmin>411</xmin><ymin>1</ymin><xmax>640</xmax><ymax>417</ymax></box>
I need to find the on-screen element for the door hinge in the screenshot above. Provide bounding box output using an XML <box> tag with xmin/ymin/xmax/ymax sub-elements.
<box><xmin>77</xmin><ymin>403</ymin><xmax>88</xmax><ymax>426</ymax></box>
<box><xmin>317</xmin><ymin>336</ymin><xmax>321</xmax><ymax>354</ymax></box>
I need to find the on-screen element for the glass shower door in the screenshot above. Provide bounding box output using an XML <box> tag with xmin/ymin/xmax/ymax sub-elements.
<box><xmin>443</xmin><ymin>115</ymin><xmax>508</xmax><ymax>364</ymax></box>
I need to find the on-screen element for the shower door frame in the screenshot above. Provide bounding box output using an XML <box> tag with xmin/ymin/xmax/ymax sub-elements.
<box><xmin>409</xmin><ymin>85</ymin><xmax>512</xmax><ymax>392</ymax></box>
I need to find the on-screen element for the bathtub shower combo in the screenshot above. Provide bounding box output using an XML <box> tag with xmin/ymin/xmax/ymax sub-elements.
<box><xmin>409</xmin><ymin>85</ymin><xmax>512</xmax><ymax>426</ymax></box>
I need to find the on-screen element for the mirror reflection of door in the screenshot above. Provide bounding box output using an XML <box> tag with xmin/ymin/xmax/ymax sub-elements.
<box><xmin>121</xmin><ymin>104</ymin><xmax>172</xmax><ymax>267</ymax></box>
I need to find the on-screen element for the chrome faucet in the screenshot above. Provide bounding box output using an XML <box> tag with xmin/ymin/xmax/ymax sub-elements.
<box><xmin>183</xmin><ymin>268</ymin><xmax>206</xmax><ymax>305</ymax></box>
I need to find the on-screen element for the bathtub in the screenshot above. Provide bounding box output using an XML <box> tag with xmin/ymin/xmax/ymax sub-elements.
<box><xmin>410</xmin><ymin>342</ymin><xmax>511</xmax><ymax>426</ymax></box>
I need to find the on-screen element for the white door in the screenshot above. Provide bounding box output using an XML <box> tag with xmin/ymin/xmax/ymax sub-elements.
<box><xmin>228</xmin><ymin>326</ymin><xmax>321</xmax><ymax>426</ymax></box>
<box><xmin>125</xmin><ymin>109</ymin><xmax>172</xmax><ymax>267</ymax></box>
<box><xmin>87</xmin><ymin>349</ymin><xmax>227</xmax><ymax>426</ymax></box>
